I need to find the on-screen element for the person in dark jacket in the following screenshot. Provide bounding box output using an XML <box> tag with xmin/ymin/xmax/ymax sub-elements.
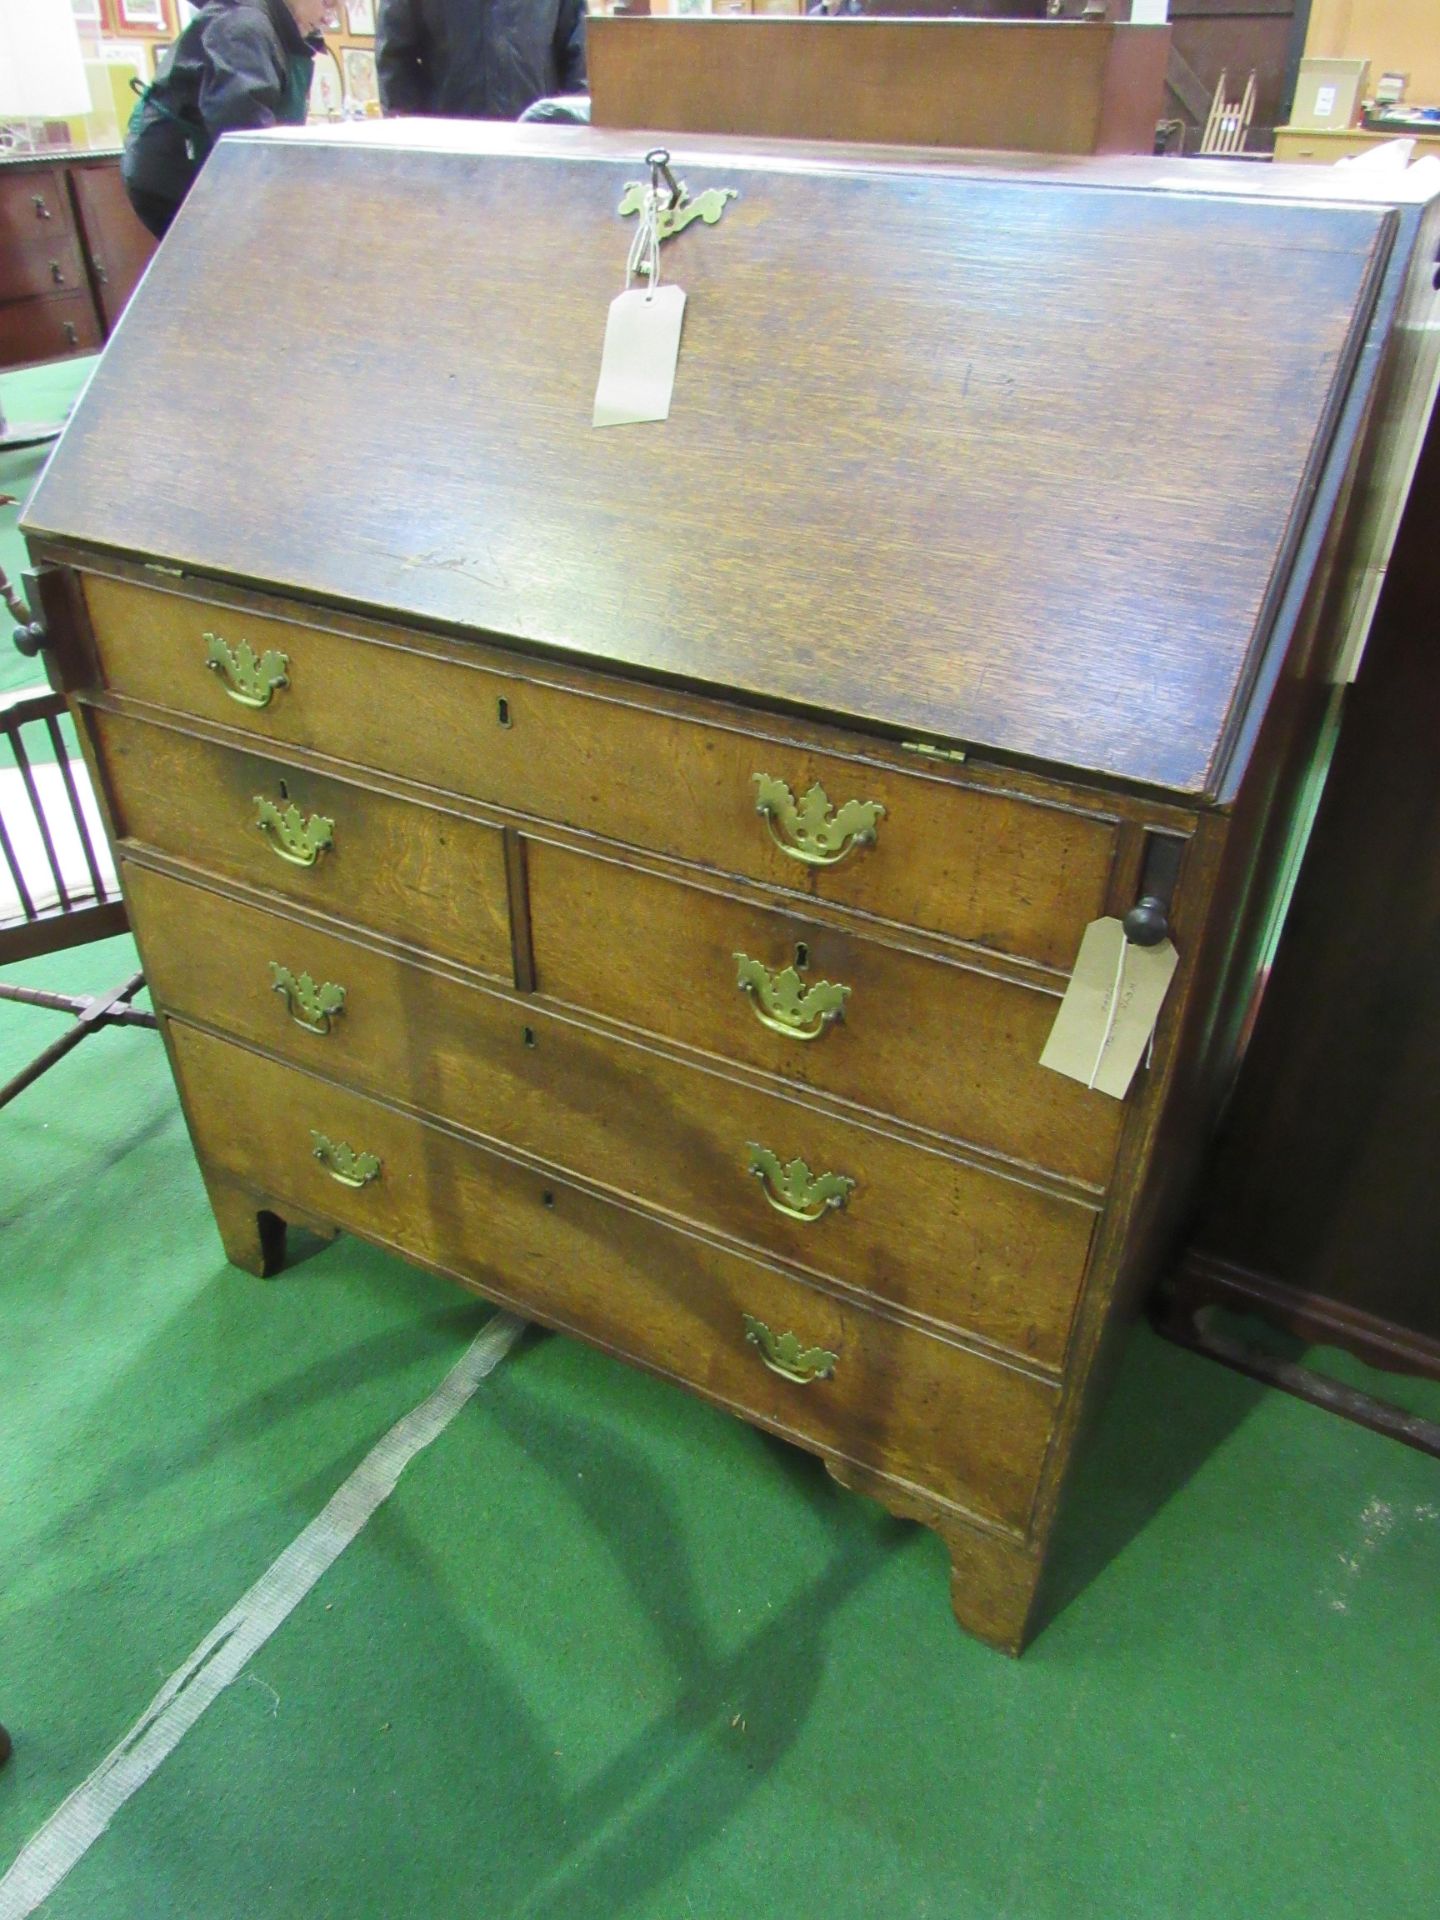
<box><xmin>375</xmin><ymin>0</ymin><xmax>586</xmax><ymax>121</ymax></box>
<box><xmin>122</xmin><ymin>0</ymin><xmax>336</xmax><ymax>239</ymax></box>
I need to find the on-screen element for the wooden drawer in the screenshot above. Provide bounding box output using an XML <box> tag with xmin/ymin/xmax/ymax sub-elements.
<box><xmin>0</xmin><ymin>168</ymin><xmax>73</xmax><ymax>245</ymax></box>
<box><xmin>170</xmin><ymin>1020</ymin><xmax>1060</xmax><ymax>1534</ymax></box>
<box><xmin>0</xmin><ymin>231</ymin><xmax>88</xmax><ymax>304</ymax></box>
<box><xmin>81</xmin><ymin>573</ymin><xmax>1119</xmax><ymax>969</ymax></box>
<box><xmin>126</xmin><ymin>861</ymin><xmax>1097</xmax><ymax>1367</ymax></box>
<box><xmin>92</xmin><ymin>710</ymin><xmax>512</xmax><ymax>980</ymax></box>
<box><xmin>525</xmin><ymin>837</ymin><xmax>1124</xmax><ymax>1186</ymax></box>
<box><xmin>0</xmin><ymin>290</ymin><xmax>101</xmax><ymax>367</ymax></box>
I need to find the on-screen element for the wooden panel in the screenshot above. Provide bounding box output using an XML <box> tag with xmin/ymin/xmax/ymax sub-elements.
<box><xmin>0</xmin><ymin>231</ymin><xmax>88</xmax><ymax>305</ymax></box>
<box><xmin>0</xmin><ymin>290</ymin><xmax>101</xmax><ymax>368</ymax></box>
<box><xmin>1178</xmin><ymin>411</ymin><xmax>1440</xmax><ymax>1357</ymax></box>
<box><xmin>22</xmin><ymin>128</ymin><xmax>1395</xmax><ymax>798</ymax></box>
<box><xmin>170</xmin><ymin>1019</ymin><xmax>1060</xmax><ymax>1532</ymax></box>
<box><xmin>1166</xmin><ymin>3</ymin><xmax>1298</xmax><ymax>145</ymax></box>
<box><xmin>91</xmin><ymin>710</ymin><xmax>513</xmax><ymax>980</ymax></box>
<box><xmin>127</xmin><ymin>861</ymin><xmax>1098</xmax><ymax>1365</ymax></box>
<box><xmin>1095</xmin><ymin>20</ymin><xmax>1173</xmax><ymax>154</ymax></box>
<box><xmin>68</xmin><ymin>160</ymin><xmax>158</xmax><ymax>334</ymax></box>
<box><xmin>83</xmin><ymin>573</ymin><xmax>1122</xmax><ymax>969</ymax></box>
<box><xmin>589</xmin><ymin>19</ymin><xmax>1169</xmax><ymax>156</ymax></box>
<box><xmin>0</xmin><ymin>166</ymin><xmax>73</xmax><ymax>245</ymax></box>
<box><xmin>525</xmin><ymin>836</ymin><xmax>1124</xmax><ymax>1183</ymax></box>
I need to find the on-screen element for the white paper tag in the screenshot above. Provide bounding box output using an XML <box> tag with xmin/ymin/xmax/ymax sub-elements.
<box><xmin>593</xmin><ymin>284</ymin><xmax>686</xmax><ymax>428</ymax></box>
<box><xmin>1039</xmin><ymin>917</ymin><xmax>1179</xmax><ymax>1100</ymax></box>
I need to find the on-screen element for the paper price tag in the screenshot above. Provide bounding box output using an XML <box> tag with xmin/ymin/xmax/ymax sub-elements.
<box><xmin>593</xmin><ymin>283</ymin><xmax>687</xmax><ymax>428</ymax></box>
<box><xmin>1039</xmin><ymin>917</ymin><xmax>1178</xmax><ymax>1100</ymax></box>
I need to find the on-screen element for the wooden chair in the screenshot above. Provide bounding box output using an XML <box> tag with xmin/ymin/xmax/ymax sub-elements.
<box><xmin>0</xmin><ymin>661</ymin><xmax>156</xmax><ymax>1108</ymax></box>
<box><xmin>1198</xmin><ymin>68</ymin><xmax>1256</xmax><ymax>155</ymax></box>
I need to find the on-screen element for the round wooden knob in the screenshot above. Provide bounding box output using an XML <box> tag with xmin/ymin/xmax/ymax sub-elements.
<box><xmin>13</xmin><ymin>620</ymin><xmax>46</xmax><ymax>658</ymax></box>
<box><xmin>1122</xmin><ymin>896</ymin><xmax>1170</xmax><ymax>947</ymax></box>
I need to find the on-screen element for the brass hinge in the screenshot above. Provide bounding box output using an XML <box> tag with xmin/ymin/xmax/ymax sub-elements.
<box><xmin>900</xmin><ymin>739</ymin><xmax>968</xmax><ymax>766</ymax></box>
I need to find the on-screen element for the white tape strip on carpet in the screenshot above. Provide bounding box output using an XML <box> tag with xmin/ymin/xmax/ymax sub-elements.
<box><xmin>0</xmin><ymin>1311</ymin><xmax>527</xmax><ymax>1920</ymax></box>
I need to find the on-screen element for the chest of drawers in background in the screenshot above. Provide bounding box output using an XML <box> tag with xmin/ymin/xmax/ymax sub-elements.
<box><xmin>21</xmin><ymin>124</ymin><xmax>1440</xmax><ymax>1650</ymax></box>
<box><xmin>0</xmin><ymin>153</ymin><xmax>155</xmax><ymax>374</ymax></box>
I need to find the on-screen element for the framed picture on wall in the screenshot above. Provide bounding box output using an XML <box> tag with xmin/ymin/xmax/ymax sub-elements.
<box><xmin>341</xmin><ymin>45</ymin><xmax>379</xmax><ymax>111</ymax></box>
<box><xmin>344</xmin><ymin>0</ymin><xmax>376</xmax><ymax>34</ymax></box>
<box><xmin>309</xmin><ymin>45</ymin><xmax>344</xmax><ymax>118</ymax></box>
<box><xmin>106</xmin><ymin>0</ymin><xmax>171</xmax><ymax>34</ymax></box>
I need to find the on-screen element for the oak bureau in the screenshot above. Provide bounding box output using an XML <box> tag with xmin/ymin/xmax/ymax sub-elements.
<box><xmin>18</xmin><ymin>123</ymin><xmax>1440</xmax><ymax>1651</ymax></box>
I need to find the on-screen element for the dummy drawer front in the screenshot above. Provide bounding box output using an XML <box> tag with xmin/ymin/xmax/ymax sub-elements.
<box><xmin>127</xmin><ymin>861</ymin><xmax>1097</xmax><ymax>1368</ymax></box>
<box><xmin>91</xmin><ymin>709</ymin><xmax>512</xmax><ymax>980</ymax></box>
<box><xmin>81</xmin><ymin>572</ymin><xmax>1119</xmax><ymax>969</ymax></box>
<box><xmin>171</xmin><ymin>1020</ymin><xmax>1060</xmax><ymax>1534</ymax></box>
<box><xmin>525</xmin><ymin>837</ymin><xmax>1123</xmax><ymax>1187</ymax></box>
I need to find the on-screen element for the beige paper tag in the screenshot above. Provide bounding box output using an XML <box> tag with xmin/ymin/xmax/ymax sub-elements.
<box><xmin>593</xmin><ymin>284</ymin><xmax>686</xmax><ymax>428</ymax></box>
<box><xmin>1040</xmin><ymin>917</ymin><xmax>1179</xmax><ymax>1100</ymax></box>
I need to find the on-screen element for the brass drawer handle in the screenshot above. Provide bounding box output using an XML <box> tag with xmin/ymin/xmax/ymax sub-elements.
<box><xmin>746</xmin><ymin>1143</ymin><xmax>854</xmax><ymax>1221</ymax></box>
<box><xmin>205</xmin><ymin>632</ymin><xmax>289</xmax><ymax>708</ymax></box>
<box><xmin>753</xmin><ymin>774</ymin><xmax>883</xmax><ymax>868</ymax></box>
<box><xmin>734</xmin><ymin>953</ymin><xmax>848</xmax><ymax>1041</ymax></box>
<box><xmin>310</xmin><ymin>1130</ymin><xmax>380</xmax><ymax>1188</ymax></box>
<box><xmin>742</xmin><ymin>1314</ymin><xmax>837</xmax><ymax>1385</ymax></box>
<box><xmin>254</xmin><ymin>796</ymin><xmax>333</xmax><ymax>867</ymax></box>
<box><xmin>270</xmin><ymin>963</ymin><xmax>346</xmax><ymax>1035</ymax></box>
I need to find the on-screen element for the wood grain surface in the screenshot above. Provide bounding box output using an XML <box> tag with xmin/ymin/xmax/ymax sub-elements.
<box><xmin>24</xmin><ymin>126</ymin><xmax>1394</xmax><ymax>796</ymax></box>
<box><xmin>91</xmin><ymin>709</ymin><xmax>514</xmax><ymax>979</ymax></box>
<box><xmin>1178</xmin><ymin>405</ymin><xmax>1440</xmax><ymax>1360</ymax></box>
<box><xmin>525</xmin><ymin>834</ymin><xmax>1126</xmax><ymax>1182</ymax></box>
<box><xmin>170</xmin><ymin>1019</ymin><xmax>1061</xmax><ymax>1534</ymax></box>
<box><xmin>84</xmin><ymin>572</ymin><xmax>1123</xmax><ymax>969</ymax></box>
<box><xmin>127</xmin><ymin>859</ymin><xmax>1098</xmax><ymax>1366</ymax></box>
<box><xmin>588</xmin><ymin>19</ymin><xmax>1169</xmax><ymax>157</ymax></box>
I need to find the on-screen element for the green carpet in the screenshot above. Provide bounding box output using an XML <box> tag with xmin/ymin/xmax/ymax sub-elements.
<box><xmin>2</xmin><ymin>363</ymin><xmax>1437</xmax><ymax>1919</ymax></box>
<box><xmin>3</xmin><ymin>940</ymin><xmax>1439</xmax><ymax>1920</ymax></box>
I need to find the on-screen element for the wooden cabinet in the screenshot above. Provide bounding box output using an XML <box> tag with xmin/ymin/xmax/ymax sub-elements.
<box><xmin>0</xmin><ymin>152</ymin><xmax>156</xmax><ymax>374</ymax></box>
<box><xmin>1274</xmin><ymin>126</ymin><xmax>1440</xmax><ymax>164</ymax></box>
<box><xmin>587</xmin><ymin>18</ymin><xmax>1172</xmax><ymax>155</ymax></box>
<box><xmin>20</xmin><ymin>125</ymin><xmax>1440</xmax><ymax>1652</ymax></box>
<box><xmin>1170</xmin><ymin>403</ymin><xmax>1440</xmax><ymax>1412</ymax></box>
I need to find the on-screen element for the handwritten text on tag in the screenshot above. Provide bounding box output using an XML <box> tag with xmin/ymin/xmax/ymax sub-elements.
<box><xmin>1040</xmin><ymin>916</ymin><xmax>1178</xmax><ymax>1100</ymax></box>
